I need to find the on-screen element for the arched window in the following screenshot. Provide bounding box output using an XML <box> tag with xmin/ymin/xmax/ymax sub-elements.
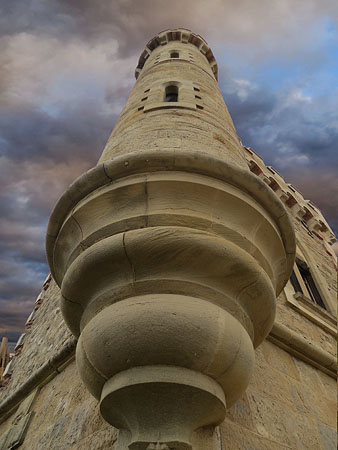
<box><xmin>170</xmin><ymin>51</ymin><xmax>179</xmax><ymax>58</ymax></box>
<box><xmin>165</xmin><ymin>85</ymin><xmax>178</xmax><ymax>102</ymax></box>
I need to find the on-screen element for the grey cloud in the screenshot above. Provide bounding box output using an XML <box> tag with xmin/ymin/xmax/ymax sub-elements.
<box><xmin>219</xmin><ymin>70</ymin><xmax>338</xmax><ymax>235</ymax></box>
<box><xmin>222</xmin><ymin>77</ymin><xmax>338</xmax><ymax>169</ymax></box>
<box><xmin>0</xmin><ymin>104</ymin><xmax>114</xmax><ymax>164</ymax></box>
<box><xmin>1</xmin><ymin>0</ymin><xmax>337</xmax><ymax>58</ymax></box>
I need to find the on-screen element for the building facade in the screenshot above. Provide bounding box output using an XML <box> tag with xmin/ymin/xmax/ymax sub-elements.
<box><xmin>0</xmin><ymin>29</ymin><xmax>336</xmax><ymax>450</ymax></box>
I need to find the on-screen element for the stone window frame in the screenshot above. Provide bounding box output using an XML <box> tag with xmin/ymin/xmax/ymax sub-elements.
<box><xmin>290</xmin><ymin>257</ymin><xmax>326</xmax><ymax>309</ymax></box>
<box><xmin>142</xmin><ymin>79</ymin><xmax>199</xmax><ymax>112</ymax></box>
<box><xmin>284</xmin><ymin>248</ymin><xmax>337</xmax><ymax>336</ymax></box>
<box><xmin>164</xmin><ymin>84</ymin><xmax>179</xmax><ymax>102</ymax></box>
<box><xmin>151</xmin><ymin>49</ymin><xmax>193</xmax><ymax>67</ymax></box>
<box><xmin>170</xmin><ymin>50</ymin><xmax>180</xmax><ymax>58</ymax></box>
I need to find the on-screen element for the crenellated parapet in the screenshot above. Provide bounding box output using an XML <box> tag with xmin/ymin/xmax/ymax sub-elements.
<box><xmin>135</xmin><ymin>29</ymin><xmax>218</xmax><ymax>80</ymax></box>
<box><xmin>243</xmin><ymin>146</ymin><xmax>336</xmax><ymax>245</ymax></box>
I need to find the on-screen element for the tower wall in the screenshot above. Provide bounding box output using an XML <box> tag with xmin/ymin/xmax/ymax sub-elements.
<box><xmin>99</xmin><ymin>37</ymin><xmax>247</xmax><ymax>168</ymax></box>
<box><xmin>0</xmin><ymin>29</ymin><xmax>336</xmax><ymax>450</ymax></box>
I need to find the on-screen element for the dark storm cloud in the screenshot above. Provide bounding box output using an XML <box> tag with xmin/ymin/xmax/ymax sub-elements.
<box><xmin>0</xmin><ymin>0</ymin><xmax>337</xmax><ymax>344</ymax></box>
<box><xmin>0</xmin><ymin>255</ymin><xmax>45</xmax><ymax>341</ymax></box>
<box><xmin>227</xmin><ymin>89</ymin><xmax>338</xmax><ymax>167</ymax></box>
<box><xmin>0</xmin><ymin>103</ymin><xmax>113</xmax><ymax>163</ymax></box>
<box><xmin>221</xmin><ymin>74</ymin><xmax>338</xmax><ymax>164</ymax></box>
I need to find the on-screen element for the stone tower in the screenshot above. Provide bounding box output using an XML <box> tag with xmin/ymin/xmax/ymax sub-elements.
<box><xmin>0</xmin><ymin>29</ymin><xmax>336</xmax><ymax>450</ymax></box>
<box><xmin>46</xmin><ymin>29</ymin><xmax>295</xmax><ymax>449</ymax></box>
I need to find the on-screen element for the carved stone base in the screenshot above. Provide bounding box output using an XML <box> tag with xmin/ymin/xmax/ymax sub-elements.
<box><xmin>47</xmin><ymin>151</ymin><xmax>295</xmax><ymax>447</ymax></box>
<box><xmin>100</xmin><ymin>366</ymin><xmax>225</xmax><ymax>450</ymax></box>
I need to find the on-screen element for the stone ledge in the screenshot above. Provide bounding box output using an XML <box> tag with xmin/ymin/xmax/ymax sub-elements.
<box><xmin>0</xmin><ymin>338</ymin><xmax>76</xmax><ymax>424</ymax></box>
<box><xmin>286</xmin><ymin>292</ymin><xmax>337</xmax><ymax>336</ymax></box>
<box><xmin>267</xmin><ymin>322</ymin><xmax>337</xmax><ymax>378</ymax></box>
<box><xmin>46</xmin><ymin>150</ymin><xmax>295</xmax><ymax>290</ymax></box>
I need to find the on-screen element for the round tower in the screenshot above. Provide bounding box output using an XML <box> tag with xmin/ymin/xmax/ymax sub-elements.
<box><xmin>46</xmin><ymin>29</ymin><xmax>295</xmax><ymax>450</ymax></box>
<box><xmin>99</xmin><ymin>29</ymin><xmax>248</xmax><ymax>168</ymax></box>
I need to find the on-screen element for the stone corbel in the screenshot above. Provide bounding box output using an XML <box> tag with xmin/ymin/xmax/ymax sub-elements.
<box><xmin>47</xmin><ymin>151</ymin><xmax>295</xmax><ymax>449</ymax></box>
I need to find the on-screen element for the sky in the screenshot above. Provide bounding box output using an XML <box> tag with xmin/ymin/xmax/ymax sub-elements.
<box><xmin>1</xmin><ymin>0</ymin><xmax>337</xmax><ymax>349</ymax></box>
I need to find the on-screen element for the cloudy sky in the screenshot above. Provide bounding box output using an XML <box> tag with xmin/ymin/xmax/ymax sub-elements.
<box><xmin>1</xmin><ymin>0</ymin><xmax>337</xmax><ymax>349</ymax></box>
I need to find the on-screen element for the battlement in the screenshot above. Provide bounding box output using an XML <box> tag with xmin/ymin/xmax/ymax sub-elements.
<box><xmin>135</xmin><ymin>28</ymin><xmax>218</xmax><ymax>80</ymax></box>
<box><xmin>243</xmin><ymin>146</ymin><xmax>336</xmax><ymax>246</ymax></box>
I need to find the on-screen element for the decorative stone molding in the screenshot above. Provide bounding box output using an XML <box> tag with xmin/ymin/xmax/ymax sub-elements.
<box><xmin>288</xmin><ymin>291</ymin><xmax>337</xmax><ymax>336</ymax></box>
<box><xmin>47</xmin><ymin>153</ymin><xmax>295</xmax><ymax>449</ymax></box>
<box><xmin>268</xmin><ymin>322</ymin><xmax>337</xmax><ymax>378</ymax></box>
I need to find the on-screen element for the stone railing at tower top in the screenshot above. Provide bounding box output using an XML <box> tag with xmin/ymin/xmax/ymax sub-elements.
<box><xmin>46</xmin><ymin>28</ymin><xmax>295</xmax><ymax>450</ymax></box>
<box><xmin>135</xmin><ymin>29</ymin><xmax>218</xmax><ymax>80</ymax></box>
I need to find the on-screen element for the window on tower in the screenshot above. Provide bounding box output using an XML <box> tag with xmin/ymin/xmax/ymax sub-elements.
<box><xmin>170</xmin><ymin>51</ymin><xmax>179</xmax><ymax>58</ymax></box>
<box><xmin>165</xmin><ymin>85</ymin><xmax>179</xmax><ymax>102</ymax></box>
<box><xmin>290</xmin><ymin>257</ymin><xmax>327</xmax><ymax>309</ymax></box>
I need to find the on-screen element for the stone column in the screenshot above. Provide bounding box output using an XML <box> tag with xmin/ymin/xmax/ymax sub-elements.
<box><xmin>46</xmin><ymin>29</ymin><xmax>295</xmax><ymax>450</ymax></box>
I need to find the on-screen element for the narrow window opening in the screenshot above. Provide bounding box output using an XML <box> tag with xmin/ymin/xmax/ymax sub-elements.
<box><xmin>193</xmin><ymin>87</ymin><xmax>200</xmax><ymax>92</ymax></box>
<box><xmin>141</xmin><ymin>97</ymin><xmax>148</xmax><ymax>102</ymax></box>
<box><xmin>165</xmin><ymin>85</ymin><xmax>178</xmax><ymax>102</ymax></box>
<box><xmin>195</xmin><ymin>95</ymin><xmax>201</xmax><ymax>100</ymax></box>
<box><xmin>196</xmin><ymin>104</ymin><xmax>204</xmax><ymax>110</ymax></box>
<box><xmin>301</xmin><ymin>219</ymin><xmax>313</xmax><ymax>236</ymax></box>
<box><xmin>291</xmin><ymin>258</ymin><xmax>326</xmax><ymax>309</ymax></box>
<box><xmin>296</xmin><ymin>258</ymin><xmax>326</xmax><ymax>309</ymax></box>
<box><xmin>138</xmin><ymin>106</ymin><xmax>144</xmax><ymax>111</ymax></box>
<box><xmin>144</xmin><ymin>89</ymin><xmax>150</xmax><ymax>93</ymax></box>
<box><xmin>290</xmin><ymin>270</ymin><xmax>303</xmax><ymax>294</ymax></box>
<box><xmin>170</xmin><ymin>51</ymin><xmax>179</xmax><ymax>58</ymax></box>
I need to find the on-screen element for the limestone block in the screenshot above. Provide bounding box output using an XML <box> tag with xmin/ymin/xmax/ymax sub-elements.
<box><xmin>0</xmin><ymin>389</ymin><xmax>38</xmax><ymax>450</ymax></box>
<box><xmin>317</xmin><ymin>423</ymin><xmax>337</xmax><ymax>450</ymax></box>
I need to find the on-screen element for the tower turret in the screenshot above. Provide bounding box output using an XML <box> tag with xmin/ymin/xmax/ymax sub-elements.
<box><xmin>46</xmin><ymin>29</ymin><xmax>295</xmax><ymax>450</ymax></box>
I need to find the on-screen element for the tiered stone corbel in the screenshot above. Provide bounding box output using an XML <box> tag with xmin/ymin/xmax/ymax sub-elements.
<box><xmin>47</xmin><ymin>152</ymin><xmax>295</xmax><ymax>449</ymax></box>
<box><xmin>46</xmin><ymin>29</ymin><xmax>295</xmax><ymax>450</ymax></box>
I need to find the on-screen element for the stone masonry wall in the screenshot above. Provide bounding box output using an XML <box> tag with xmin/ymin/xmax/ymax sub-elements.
<box><xmin>0</xmin><ymin>226</ymin><xmax>336</xmax><ymax>450</ymax></box>
<box><xmin>0</xmin><ymin>339</ymin><xmax>335</xmax><ymax>449</ymax></box>
<box><xmin>1</xmin><ymin>279</ymin><xmax>71</xmax><ymax>398</ymax></box>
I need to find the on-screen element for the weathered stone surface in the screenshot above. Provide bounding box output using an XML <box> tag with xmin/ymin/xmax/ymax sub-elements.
<box><xmin>317</xmin><ymin>422</ymin><xmax>337</xmax><ymax>450</ymax></box>
<box><xmin>1</xmin><ymin>279</ymin><xmax>71</xmax><ymax>399</ymax></box>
